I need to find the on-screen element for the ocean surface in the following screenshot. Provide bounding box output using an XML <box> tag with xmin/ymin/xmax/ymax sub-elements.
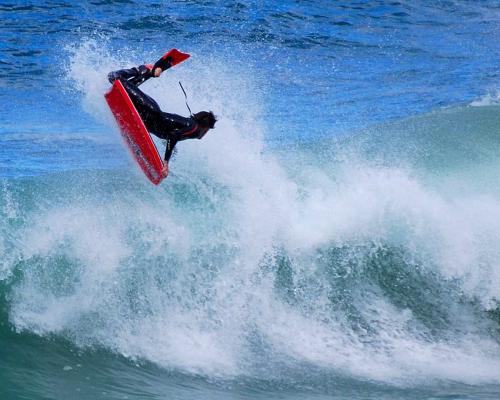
<box><xmin>2</xmin><ymin>1</ymin><xmax>500</xmax><ymax>399</ymax></box>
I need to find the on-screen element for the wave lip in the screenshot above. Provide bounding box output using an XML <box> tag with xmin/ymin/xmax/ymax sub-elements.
<box><xmin>470</xmin><ymin>90</ymin><xmax>500</xmax><ymax>107</ymax></box>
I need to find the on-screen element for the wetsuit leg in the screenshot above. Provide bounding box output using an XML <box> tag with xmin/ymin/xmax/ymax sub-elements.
<box><xmin>120</xmin><ymin>79</ymin><xmax>174</xmax><ymax>142</ymax></box>
<box><xmin>119</xmin><ymin>80</ymin><xmax>184</xmax><ymax>162</ymax></box>
<box><xmin>121</xmin><ymin>80</ymin><xmax>161</xmax><ymax>115</ymax></box>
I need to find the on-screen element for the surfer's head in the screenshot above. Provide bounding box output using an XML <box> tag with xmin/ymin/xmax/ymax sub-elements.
<box><xmin>193</xmin><ymin>111</ymin><xmax>217</xmax><ymax>138</ymax></box>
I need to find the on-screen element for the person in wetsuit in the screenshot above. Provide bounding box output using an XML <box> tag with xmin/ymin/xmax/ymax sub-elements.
<box><xmin>108</xmin><ymin>62</ymin><xmax>216</xmax><ymax>163</ymax></box>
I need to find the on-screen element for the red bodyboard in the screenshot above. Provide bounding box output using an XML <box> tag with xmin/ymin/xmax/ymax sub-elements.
<box><xmin>105</xmin><ymin>80</ymin><xmax>168</xmax><ymax>185</ymax></box>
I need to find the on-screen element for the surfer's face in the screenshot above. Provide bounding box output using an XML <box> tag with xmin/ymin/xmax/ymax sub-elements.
<box><xmin>197</xmin><ymin>126</ymin><xmax>210</xmax><ymax>139</ymax></box>
<box><xmin>153</xmin><ymin>67</ymin><xmax>163</xmax><ymax>77</ymax></box>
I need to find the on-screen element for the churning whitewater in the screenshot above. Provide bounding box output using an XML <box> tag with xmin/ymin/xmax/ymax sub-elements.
<box><xmin>2</xmin><ymin>41</ymin><xmax>500</xmax><ymax>388</ymax></box>
<box><xmin>2</xmin><ymin>1</ymin><xmax>500</xmax><ymax>399</ymax></box>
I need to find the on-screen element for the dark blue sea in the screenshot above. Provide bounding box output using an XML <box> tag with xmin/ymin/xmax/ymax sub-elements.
<box><xmin>2</xmin><ymin>1</ymin><xmax>500</xmax><ymax>399</ymax></box>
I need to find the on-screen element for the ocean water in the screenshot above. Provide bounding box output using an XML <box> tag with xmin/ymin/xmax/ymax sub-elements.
<box><xmin>2</xmin><ymin>1</ymin><xmax>500</xmax><ymax>399</ymax></box>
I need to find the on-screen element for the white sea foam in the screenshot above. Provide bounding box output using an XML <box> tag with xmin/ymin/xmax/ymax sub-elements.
<box><xmin>470</xmin><ymin>90</ymin><xmax>500</xmax><ymax>106</ymax></box>
<box><xmin>7</xmin><ymin>39</ymin><xmax>500</xmax><ymax>387</ymax></box>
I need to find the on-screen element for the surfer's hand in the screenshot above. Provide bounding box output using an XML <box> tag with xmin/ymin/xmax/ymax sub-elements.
<box><xmin>161</xmin><ymin>164</ymin><xmax>168</xmax><ymax>177</ymax></box>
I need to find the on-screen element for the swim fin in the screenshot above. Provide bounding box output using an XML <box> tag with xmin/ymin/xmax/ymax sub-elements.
<box><xmin>153</xmin><ymin>49</ymin><xmax>190</xmax><ymax>71</ymax></box>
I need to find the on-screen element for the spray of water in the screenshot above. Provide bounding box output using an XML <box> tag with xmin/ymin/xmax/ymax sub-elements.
<box><xmin>3</xmin><ymin>39</ymin><xmax>500</xmax><ymax>386</ymax></box>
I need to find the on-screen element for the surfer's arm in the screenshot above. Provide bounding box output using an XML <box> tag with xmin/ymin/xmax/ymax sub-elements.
<box><xmin>107</xmin><ymin>65</ymin><xmax>153</xmax><ymax>86</ymax></box>
<box><xmin>164</xmin><ymin>139</ymin><xmax>178</xmax><ymax>162</ymax></box>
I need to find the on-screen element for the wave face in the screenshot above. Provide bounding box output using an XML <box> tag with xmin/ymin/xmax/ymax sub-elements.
<box><xmin>2</xmin><ymin>1</ymin><xmax>500</xmax><ymax>399</ymax></box>
<box><xmin>2</xmin><ymin>103</ymin><xmax>500</xmax><ymax>399</ymax></box>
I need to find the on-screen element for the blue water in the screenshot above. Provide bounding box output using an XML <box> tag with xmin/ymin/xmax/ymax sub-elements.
<box><xmin>2</xmin><ymin>1</ymin><xmax>500</xmax><ymax>399</ymax></box>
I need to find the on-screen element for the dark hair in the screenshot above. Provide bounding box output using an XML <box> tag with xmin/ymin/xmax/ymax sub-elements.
<box><xmin>193</xmin><ymin>111</ymin><xmax>217</xmax><ymax>129</ymax></box>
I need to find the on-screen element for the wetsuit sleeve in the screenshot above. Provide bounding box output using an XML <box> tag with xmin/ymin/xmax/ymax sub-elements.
<box><xmin>164</xmin><ymin>138</ymin><xmax>178</xmax><ymax>162</ymax></box>
<box><xmin>107</xmin><ymin>65</ymin><xmax>153</xmax><ymax>86</ymax></box>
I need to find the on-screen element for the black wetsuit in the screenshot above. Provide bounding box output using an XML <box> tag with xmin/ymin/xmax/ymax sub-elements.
<box><xmin>108</xmin><ymin>65</ymin><xmax>201</xmax><ymax>162</ymax></box>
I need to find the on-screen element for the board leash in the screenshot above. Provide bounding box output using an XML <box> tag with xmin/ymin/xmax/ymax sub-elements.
<box><xmin>178</xmin><ymin>81</ymin><xmax>193</xmax><ymax>117</ymax></box>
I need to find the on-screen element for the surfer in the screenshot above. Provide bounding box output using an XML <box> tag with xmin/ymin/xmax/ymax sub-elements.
<box><xmin>107</xmin><ymin>59</ymin><xmax>217</xmax><ymax>164</ymax></box>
